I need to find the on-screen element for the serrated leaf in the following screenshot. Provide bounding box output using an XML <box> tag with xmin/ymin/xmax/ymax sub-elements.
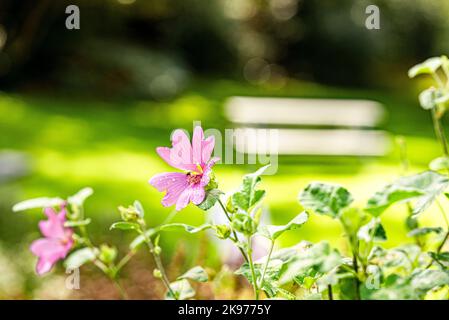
<box><xmin>64</xmin><ymin>248</ymin><xmax>97</xmax><ymax>269</ymax></box>
<box><xmin>298</xmin><ymin>182</ymin><xmax>353</xmax><ymax>218</ymax></box>
<box><xmin>197</xmin><ymin>189</ymin><xmax>223</xmax><ymax>211</ymax></box>
<box><xmin>407</xmin><ymin>227</ymin><xmax>443</xmax><ymax>237</ymax></box>
<box><xmin>64</xmin><ymin>218</ymin><xmax>91</xmax><ymax>228</ymax></box>
<box><xmin>12</xmin><ymin>197</ymin><xmax>65</xmax><ymax>212</ymax></box>
<box><xmin>365</xmin><ymin>171</ymin><xmax>449</xmax><ymax>217</ymax></box>
<box><xmin>165</xmin><ymin>279</ymin><xmax>195</xmax><ymax>300</ymax></box>
<box><xmin>177</xmin><ymin>266</ymin><xmax>208</xmax><ymax>282</ymax></box>
<box><xmin>258</xmin><ymin>212</ymin><xmax>308</xmax><ymax>240</ymax></box>
<box><xmin>68</xmin><ymin>187</ymin><xmax>93</xmax><ymax>207</ymax></box>
<box><xmin>231</xmin><ymin>165</ymin><xmax>270</xmax><ymax>212</ymax></box>
<box><xmin>408</xmin><ymin>57</ymin><xmax>443</xmax><ymax>78</ymax></box>
<box><xmin>110</xmin><ymin>221</ymin><xmax>140</xmax><ymax>231</ymax></box>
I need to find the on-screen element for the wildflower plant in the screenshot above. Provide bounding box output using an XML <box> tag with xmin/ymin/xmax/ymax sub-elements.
<box><xmin>11</xmin><ymin>57</ymin><xmax>449</xmax><ymax>300</ymax></box>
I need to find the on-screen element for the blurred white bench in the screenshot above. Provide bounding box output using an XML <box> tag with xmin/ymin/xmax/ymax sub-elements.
<box><xmin>225</xmin><ymin>97</ymin><xmax>390</xmax><ymax>156</ymax></box>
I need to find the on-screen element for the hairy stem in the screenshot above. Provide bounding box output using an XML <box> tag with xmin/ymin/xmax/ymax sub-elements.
<box><xmin>258</xmin><ymin>240</ymin><xmax>274</xmax><ymax>289</ymax></box>
<box><xmin>247</xmin><ymin>236</ymin><xmax>259</xmax><ymax>300</ymax></box>
<box><xmin>139</xmin><ymin>221</ymin><xmax>175</xmax><ymax>298</ymax></box>
<box><xmin>217</xmin><ymin>199</ymin><xmax>249</xmax><ymax>262</ymax></box>
<box><xmin>431</xmin><ymin>108</ymin><xmax>449</xmax><ymax>157</ymax></box>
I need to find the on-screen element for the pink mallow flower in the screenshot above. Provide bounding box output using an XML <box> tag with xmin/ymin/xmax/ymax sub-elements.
<box><xmin>30</xmin><ymin>207</ymin><xmax>74</xmax><ymax>275</ymax></box>
<box><xmin>150</xmin><ymin>126</ymin><xmax>218</xmax><ymax>211</ymax></box>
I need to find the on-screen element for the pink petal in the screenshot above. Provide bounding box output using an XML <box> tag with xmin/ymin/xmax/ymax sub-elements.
<box><xmin>192</xmin><ymin>126</ymin><xmax>204</xmax><ymax>165</ymax></box>
<box><xmin>200</xmin><ymin>157</ymin><xmax>219</xmax><ymax>187</ymax></box>
<box><xmin>39</xmin><ymin>208</ymin><xmax>67</xmax><ymax>239</ymax></box>
<box><xmin>201</xmin><ymin>135</ymin><xmax>215</xmax><ymax>164</ymax></box>
<box><xmin>190</xmin><ymin>185</ymin><xmax>206</xmax><ymax>205</ymax></box>
<box><xmin>149</xmin><ymin>172</ymin><xmax>189</xmax><ymax>207</ymax></box>
<box><xmin>30</xmin><ymin>238</ymin><xmax>72</xmax><ymax>275</ymax></box>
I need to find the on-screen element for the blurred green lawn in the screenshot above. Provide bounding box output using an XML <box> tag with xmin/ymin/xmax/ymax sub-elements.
<box><xmin>0</xmin><ymin>79</ymin><xmax>447</xmax><ymax>267</ymax></box>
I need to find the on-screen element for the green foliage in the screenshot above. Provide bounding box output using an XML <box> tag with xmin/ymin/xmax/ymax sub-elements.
<box><xmin>197</xmin><ymin>189</ymin><xmax>223</xmax><ymax>211</ymax></box>
<box><xmin>12</xmin><ymin>197</ymin><xmax>65</xmax><ymax>212</ymax></box>
<box><xmin>177</xmin><ymin>266</ymin><xmax>208</xmax><ymax>283</ymax></box>
<box><xmin>64</xmin><ymin>248</ymin><xmax>98</xmax><ymax>269</ymax></box>
<box><xmin>258</xmin><ymin>212</ymin><xmax>308</xmax><ymax>240</ymax></box>
<box><xmin>231</xmin><ymin>165</ymin><xmax>270</xmax><ymax>212</ymax></box>
<box><xmin>110</xmin><ymin>221</ymin><xmax>140</xmax><ymax>231</ymax></box>
<box><xmin>365</xmin><ymin>171</ymin><xmax>449</xmax><ymax>216</ymax></box>
<box><xmin>299</xmin><ymin>182</ymin><xmax>353</xmax><ymax>218</ymax></box>
<box><xmin>166</xmin><ymin>279</ymin><xmax>195</xmax><ymax>300</ymax></box>
<box><xmin>430</xmin><ymin>156</ymin><xmax>449</xmax><ymax>171</ymax></box>
<box><xmin>231</xmin><ymin>213</ymin><xmax>257</xmax><ymax>236</ymax></box>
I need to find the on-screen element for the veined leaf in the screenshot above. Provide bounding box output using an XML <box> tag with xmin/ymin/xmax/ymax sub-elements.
<box><xmin>197</xmin><ymin>189</ymin><xmax>223</xmax><ymax>211</ymax></box>
<box><xmin>298</xmin><ymin>182</ymin><xmax>353</xmax><ymax>218</ymax></box>
<box><xmin>177</xmin><ymin>266</ymin><xmax>208</xmax><ymax>282</ymax></box>
<box><xmin>231</xmin><ymin>165</ymin><xmax>270</xmax><ymax>212</ymax></box>
<box><xmin>365</xmin><ymin>171</ymin><xmax>449</xmax><ymax>217</ymax></box>
<box><xmin>64</xmin><ymin>247</ymin><xmax>98</xmax><ymax>269</ymax></box>
<box><xmin>411</xmin><ymin>269</ymin><xmax>449</xmax><ymax>292</ymax></box>
<box><xmin>133</xmin><ymin>200</ymin><xmax>145</xmax><ymax>218</ymax></box>
<box><xmin>12</xmin><ymin>197</ymin><xmax>65</xmax><ymax>212</ymax></box>
<box><xmin>258</xmin><ymin>212</ymin><xmax>308</xmax><ymax>240</ymax></box>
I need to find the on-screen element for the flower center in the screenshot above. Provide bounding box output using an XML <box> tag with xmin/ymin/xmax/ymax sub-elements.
<box><xmin>187</xmin><ymin>172</ymin><xmax>202</xmax><ymax>185</ymax></box>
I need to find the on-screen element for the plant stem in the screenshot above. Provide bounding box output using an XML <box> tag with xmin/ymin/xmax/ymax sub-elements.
<box><xmin>247</xmin><ymin>236</ymin><xmax>259</xmax><ymax>300</ymax></box>
<box><xmin>437</xmin><ymin>231</ymin><xmax>449</xmax><ymax>253</ymax></box>
<box><xmin>115</xmin><ymin>249</ymin><xmax>136</xmax><ymax>274</ymax></box>
<box><xmin>258</xmin><ymin>240</ymin><xmax>274</xmax><ymax>288</ymax></box>
<box><xmin>436</xmin><ymin>200</ymin><xmax>449</xmax><ymax>254</ymax></box>
<box><xmin>352</xmin><ymin>245</ymin><xmax>361</xmax><ymax>300</ymax></box>
<box><xmin>112</xmin><ymin>278</ymin><xmax>129</xmax><ymax>300</ymax></box>
<box><xmin>431</xmin><ymin>107</ymin><xmax>449</xmax><ymax>157</ymax></box>
<box><xmin>139</xmin><ymin>221</ymin><xmax>175</xmax><ymax>298</ymax></box>
<box><xmin>217</xmin><ymin>199</ymin><xmax>249</xmax><ymax>262</ymax></box>
<box><xmin>328</xmin><ymin>285</ymin><xmax>334</xmax><ymax>300</ymax></box>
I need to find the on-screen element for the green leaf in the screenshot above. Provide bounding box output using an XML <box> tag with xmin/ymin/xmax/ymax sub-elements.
<box><xmin>430</xmin><ymin>156</ymin><xmax>449</xmax><ymax>171</ymax></box>
<box><xmin>411</xmin><ymin>269</ymin><xmax>449</xmax><ymax>292</ymax></box>
<box><xmin>12</xmin><ymin>197</ymin><xmax>65</xmax><ymax>212</ymax></box>
<box><xmin>64</xmin><ymin>248</ymin><xmax>97</xmax><ymax>269</ymax></box>
<box><xmin>231</xmin><ymin>165</ymin><xmax>270</xmax><ymax>212</ymax></box>
<box><xmin>365</xmin><ymin>171</ymin><xmax>449</xmax><ymax>217</ymax></box>
<box><xmin>258</xmin><ymin>212</ymin><xmax>308</xmax><ymax>240</ymax></box>
<box><xmin>133</xmin><ymin>200</ymin><xmax>145</xmax><ymax>218</ymax></box>
<box><xmin>408</xmin><ymin>57</ymin><xmax>443</xmax><ymax>78</ymax></box>
<box><xmin>279</xmin><ymin>241</ymin><xmax>342</xmax><ymax>285</ymax></box>
<box><xmin>231</xmin><ymin>213</ymin><xmax>258</xmax><ymax>236</ymax></box>
<box><xmin>357</xmin><ymin>218</ymin><xmax>387</xmax><ymax>242</ymax></box>
<box><xmin>129</xmin><ymin>223</ymin><xmax>212</xmax><ymax>250</ymax></box>
<box><xmin>110</xmin><ymin>221</ymin><xmax>140</xmax><ymax>231</ymax></box>
<box><xmin>197</xmin><ymin>189</ymin><xmax>223</xmax><ymax>211</ymax></box>
<box><xmin>298</xmin><ymin>182</ymin><xmax>353</xmax><ymax>218</ymax></box>
<box><xmin>159</xmin><ymin>223</ymin><xmax>213</xmax><ymax>233</ymax></box>
<box><xmin>64</xmin><ymin>218</ymin><xmax>91</xmax><ymax>228</ymax></box>
<box><xmin>68</xmin><ymin>187</ymin><xmax>93</xmax><ymax>207</ymax></box>
<box><xmin>165</xmin><ymin>279</ymin><xmax>195</xmax><ymax>300</ymax></box>
<box><xmin>407</xmin><ymin>227</ymin><xmax>443</xmax><ymax>237</ymax></box>
<box><xmin>177</xmin><ymin>266</ymin><xmax>208</xmax><ymax>282</ymax></box>
<box><xmin>429</xmin><ymin>252</ymin><xmax>449</xmax><ymax>267</ymax></box>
